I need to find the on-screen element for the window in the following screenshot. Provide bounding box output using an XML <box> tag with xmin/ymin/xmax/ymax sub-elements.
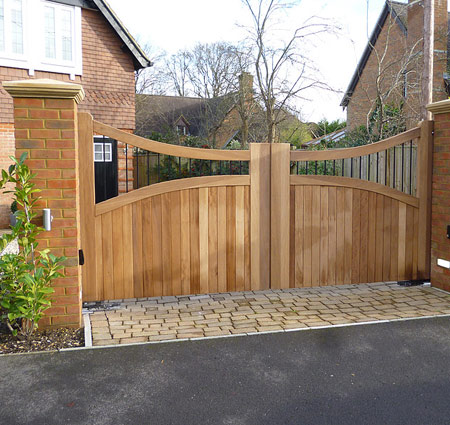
<box><xmin>0</xmin><ymin>0</ymin><xmax>82</xmax><ymax>78</ymax></box>
<box><xmin>0</xmin><ymin>0</ymin><xmax>25</xmax><ymax>58</ymax></box>
<box><xmin>94</xmin><ymin>142</ymin><xmax>113</xmax><ymax>163</ymax></box>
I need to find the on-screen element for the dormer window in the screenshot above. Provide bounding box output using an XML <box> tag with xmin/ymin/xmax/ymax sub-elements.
<box><xmin>177</xmin><ymin>125</ymin><xmax>187</xmax><ymax>136</ymax></box>
<box><xmin>0</xmin><ymin>0</ymin><xmax>82</xmax><ymax>79</ymax></box>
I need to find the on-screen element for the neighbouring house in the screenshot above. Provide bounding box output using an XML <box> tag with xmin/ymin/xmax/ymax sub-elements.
<box><xmin>136</xmin><ymin>73</ymin><xmax>257</xmax><ymax>148</ymax></box>
<box><xmin>136</xmin><ymin>72</ymin><xmax>309</xmax><ymax>147</ymax></box>
<box><xmin>0</xmin><ymin>0</ymin><xmax>151</xmax><ymax>226</ymax></box>
<box><xmin>341</xmin><ymin>0</ymin><xmax>449</xmax><ymax>132</ymax></box>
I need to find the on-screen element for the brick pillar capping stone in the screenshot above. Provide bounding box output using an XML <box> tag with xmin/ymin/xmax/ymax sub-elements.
<box><xmin>3</xmin><ymin>78</ymin><xmax>85</xmax><ymax>328</ymax></box>
<box><xmin>426</xmin><ymin>99</ymin><xmax>450</xmax><ymax>292</ymax></box>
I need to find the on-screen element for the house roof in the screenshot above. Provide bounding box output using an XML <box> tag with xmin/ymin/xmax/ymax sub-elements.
<box><xmin>340</xmin><ymin>1</ymin><xmax>408</xmax><ymax>108</ymax></box>
<box><xmin>51</xmin><ymin>0</ymin><xmax>151</xmax><ymax>70</ymax></box>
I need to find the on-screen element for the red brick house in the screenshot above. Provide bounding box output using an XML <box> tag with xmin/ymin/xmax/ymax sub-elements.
<box><xmin>0</xmin><ymin>0</ymin><xmax>150</xmax><ymax>226</ymax></box>
<box><xmin>341</xmin><ymin>0</ymin><xmax>449</xmax><ymax>131</ymax></box>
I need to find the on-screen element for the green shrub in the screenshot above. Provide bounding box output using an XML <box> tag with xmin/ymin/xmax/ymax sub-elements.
<box><xmin>0</xmin><ymin>154</ymin><xmax>66</xmax><ymax>339</ymax></box>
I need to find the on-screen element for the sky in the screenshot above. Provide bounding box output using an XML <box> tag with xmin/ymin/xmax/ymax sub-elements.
<box><xmin>106</xmin><ymin>0</ymin><xmax>400</xmax><ymax>123</ymax></box>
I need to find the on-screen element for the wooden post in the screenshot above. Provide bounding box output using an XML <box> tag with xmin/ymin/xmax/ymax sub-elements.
<box><xmin>270</xmin><ymin>143</ymin><xmax>290</xmax><ymax>289</ymax></box>
<box><xmin>78</xmin><ymin>113</ymin><xmax>97</xmax><ymax>300</ymax></box>
<box><xmin>3</xmin><ymin>79</ymin><xmax>85</xmax><ymax>328</ymax></box>
<box><xmin>250</xmin><ymin>143</ymin><xmax>271</xmax><ymax>290</ymax></box>
<box><xmin>417</xmin><ymin>120</ymin><xmax>434</xmax><ymax>280</ymax></box>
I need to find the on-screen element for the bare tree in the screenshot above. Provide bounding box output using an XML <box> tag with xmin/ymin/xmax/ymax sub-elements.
<box><xmin>135</xmin><ymin>44</ymin><xmax>168</xmax><ymax>95</ymax></box>
<box><xmin>166</xmin><ymin>50</ymin><xmax>192</xmax><ymax>96</ymax></box>
<box><xmin>242</xmin><ymin>0</ymin><xmax>336</xmax><ymax>143</ymax></box>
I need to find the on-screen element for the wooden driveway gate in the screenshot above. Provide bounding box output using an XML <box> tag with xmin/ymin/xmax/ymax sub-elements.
<box><xmin>78</xmin><ymin>113</ymin><xmax>432</xmax><ymax>302</ymax></box>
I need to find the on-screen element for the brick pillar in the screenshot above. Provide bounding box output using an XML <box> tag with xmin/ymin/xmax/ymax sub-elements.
<box><xmin>426</xmin><ymin>99</ymin><xmax>450</xmax><ymax>292</ymax></box>
<box><xmin>3</xmin><ymin>79</ymin><xmax>85</xmax><ymax>327</ymax></box>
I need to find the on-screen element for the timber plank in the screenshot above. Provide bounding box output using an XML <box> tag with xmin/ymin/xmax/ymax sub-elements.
<box><xmin>101</xmin><ymin>212</ymin><xmax>114</xmax><ymax>300</ymax></box>
<box><xmin>398</xmin><ymin>202</ymin><xmax>407</xmax><ymax>280</ymax></box>
<box><xmin>226</xmin><ymin>187</ymin><xmax>236</xmax><ymax>292</ymax></box>
<box><xmin>367</xmin><ymin>192</ymin><xmax>376</xmax><ymax>283</ymax></box>
<box><xmin>94</xmin><ymin>216</ymin><xmax>103</xmax><ymax>301</ymax></box>
<box><xmin>112</xmin><ymin>208</ymin><xmax>124</xmax><ymax>299</ymax></box>
<box><xmin>180</xmin><ymin>190</ymin><xmax>191</xmax><ymax>295</ymax></box>
<box><xmin>359</xmin><ymin>190</ymin><xmax>368</xmax><ymax>283</ymax></box>
<box><xmin>311</xmin><ymin>186</ymin><xmax>321</xmax><ymax>286</ymax></box>
<box><xmin>244</xmin><ymin>186</ymin><xmax>251</xmax><ymax>291</ymax></box>
<box><xmin>132</xmin><ymin>202</ymin><xmax>143</xmax><ymax>299</ymax></box>
<box><xmin>303</xmin><ymin>186</ymin><xmax>312</xmax><ymax>287</ymax></box>
<box><xmin>152</xmin><ymin>195</ymin><xmax>163</xmax><ymax>297</ymax></box>
<box><xmin>375</xmin><ymin>194</ymin><xmax>384</xmax><ymax>282</ymax></box>
<box><xmin>343</xmin><ymin>188</ymin><xmax>353</xmax><ymax>284</ymax></box>
<box><xmin>171</xmin><ymin>191</ymin><xmax>182</xmax><ymax>296</ymax></box>
<box><xmin>199</xmin><ymin>187</ymin><xmax>209</xmax><ymax>294</ymax></box>
<box><xmin>319</xmin><ymin>186</ymin><xmax>329</xmax><ymax>285</ymax></box>
<box><xmin>161</xmin><ymin>193</ymin><xmax>172</xmax><ymax>296</ymax></box>
<box><xmin>336</xmin><ymin>187</ymin><xmax>345</xmax><ymax>285</ymax></box>
<box><xmin>141</xmin><ymin>198</ymin><xmax>153</xmax><ymax>297</ymax></box>
<box><xmin>190</xmin><ymin>189</ymin><xmax>200</xmax><ymax>294</ymax></box>
<box><xmin>208</xmin><ymin>187</ymin><xmax>219</xmax><ymax>294</ymax></box>
<box><xmin>351</xmin><ymin>189</ymin><xmax>360</xmax><ymax>284</ymax></box>
<box><xmin>390</xmin><ymin>200</ymin><xmax>399</xmax><ymax>281</ymax></box>
<box><xmin>122</xmin><ymin>204</ymin><xmax>134</xmax><ymax>298</ymax></box>
<box><xmin>382</xmin><ymin>197</ymin><xmax>392</xmax><ymax>282</ymax></box>
<box><xmin>235</xmin><ymin>186</ymin><xmax>245</xmax><ymax>292</ymax></box>
<box><xmin>295</xmin><ymin>186</ymin><xmax>304</xmax><ymax>287</ymax></box>
<box><xmin>217</xmin><ymin>187</ymin><xmax>227</xmax><ymax>293</ymax></box>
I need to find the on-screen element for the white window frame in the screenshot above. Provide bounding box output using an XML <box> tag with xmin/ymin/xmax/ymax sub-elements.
<box><xmin>0</xmin><ymin>0</ymin><xmax>82</xmax><ymax>79</ymax></box>
<box><xmin>0</xmin><ymin>0</ymin><xmax>28</xmax><ymax>67</ymax></box>
<box><xmin>94</xmin><ymin>141</ymin><xmax>113</xmax><ymax>163</ymax></box>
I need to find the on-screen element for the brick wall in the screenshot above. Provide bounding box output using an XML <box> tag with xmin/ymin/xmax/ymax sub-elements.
<box><xmin>0</xmin><ymin>7</ymin><xmax>137</xmax><ymax>226</ymax></box>
<box><xmin>347</xmin><ymin>0</ymin><xmax>448</xmax><ymax>131</ymax></box>
<box><xmin>428</xmin><ymin>107</ymin><xmax>450</xmax><ymax>292</ymax></box>
<box><xmin>346</xmin><ymin>14</ymin><xmax>407</xmax><ymax>129</ymax></box>
<box><xmin>3</xmin><ymin>79</ymin><xmax>85</xmax><ymax>327</ymax></box>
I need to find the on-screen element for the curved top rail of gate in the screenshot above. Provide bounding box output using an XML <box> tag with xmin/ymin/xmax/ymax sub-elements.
<box><xmin>290</xmin><ymin>125</ymin><xmax>422</xmax><ymax>200</ymax></box>
<box><xmin>92</xmin><ymin>119</ymin><xmax>250</xmax><ymax>215</ymax></box>
<box><xmin>94</xmin><ymin>120</ymin><xmax>250</xmax><ymax>161</ymax></box>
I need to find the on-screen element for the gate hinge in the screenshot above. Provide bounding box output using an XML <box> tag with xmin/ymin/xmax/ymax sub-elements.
<box><xmin>79</xmin><ymin>249</ymin><xmax>85</xmax><ymax>266</ymax></box>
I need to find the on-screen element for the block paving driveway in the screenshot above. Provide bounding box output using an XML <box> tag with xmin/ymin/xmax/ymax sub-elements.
<box><xmin>87</xmin><ymin>282</ymin><xmax>450</xmax><ymax>346</ymax></box>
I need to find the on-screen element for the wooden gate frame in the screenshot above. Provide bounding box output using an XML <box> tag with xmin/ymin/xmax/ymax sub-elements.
<box><xmin>78</xmin><ymin>113</ymin><xmax>433</xmax><ymax>301</ymax></box>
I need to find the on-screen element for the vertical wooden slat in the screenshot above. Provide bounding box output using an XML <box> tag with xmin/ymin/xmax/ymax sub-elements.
<box><xmin>390</xmin><ymin>199</ymin><xmax>399</xmax><ymax>282</ymax></box>
<box><xmin>351</xmin><ymin>189</ymin><xmax>360</xmax><ymax>284</ymax></box>
<box><xmin>78</xmin><ymin>113</ymin><xmax>96</xmax><ymax>301</ymax></box>
<box><xmin>180</xmin><ymin>190</ymin><xmax>191</xmax><ymax>295</ymax></box>
<box><xmin>161</xmin><ymin>193</ymin><xmax>172</xmax><ymax>296</ymax></box>
<box><xmin>295</xmin><ymin>186</ymin><xmax>304</xmax><ymax>287</ymax></box>
<box><xmin>289</xmin><ymin>187</ymin><xmax>295</xmax><ymax>288</ymax></box>
<box><xmin>171</xmin><ymin>191</ymin><xmax>182</xmax><ymax>296</ymax></box>
<box><xmin>367</xmin><ymin>192</ymin><xmax>376</xmax><ymax>282</ymax></box>
<box><xmin>112</xmin><ymin>208</ymin><xmax>124</xmax><ymax>299</ymax></box>
<box><xmin>303</xmin><ymin>186</ymin><xmax>312</xmax><ymax>286</ymax></box>
<box><xmin>199</xmin><ymin>187</ymin><xmax>209</xmax><ymax>294</ymax></box>
<box><xmin>244</xmin><ymin>186</ymin><xmax>251</xmax><ymax>291</ymax></box>
<box><xmin>132</xmin><ymin>202</ymin><xmax>143</xmax><ymax>298</ymax></box>
<box><xmin>217</xmin><ymin>187</ymin><xmax>227</xmax><ymax>292</ymax></box>
<box><xmin>405</xmin><ymin>205</ymin><xmax>414</xmax><ymax>278</ymax></box>
<box><xmin>94</xmin><ymin>216</ymin><xmax>103</xmax><ymax>301</ymax></box>
<box><xmin>343</xmin><ymin>188</ymin><xmax>353</xmax><ymax>284</ymax></box>
<box><xmin>417</xmin><ymin>121</ymin><xmax>433</xmax><ymax>279</ymax></box>
<box><xmin>101</xmin><ymin>212</ymin><xmax>114</xmax><ymax>300</ymax></box>
<box><xmin>336</xmin><ymin>187</ymin><xmax>345</xmax><ymax>285</ymax></box>
<box><xmin>328</xmin><ymin>187</ymin><xmax>337</xmax><ymax>285</ymax></box>
<box><xmin>122</xmin><ymin>204</ymin><xmax>134</xmax><ymax>298</ymax></box>
<box><xmin>375</xmin><ymin>194</ymin><xmax>384</xmax><ymax>282</ymax></box>
<box><xmin>250</xmin><ymin>143</ymin><xmax>271</xmax><ymax>291</ymax></box>
<box><xmin>311</xmin><ymin>186</ymin><xmax>321</xmax><ymax>286</ymax></box>
<box><xmin>141</xmin><ymin>198</ymin><xmax>153</xmax><ymax>297</ymax></box>
<box><xmin>226</xmin><ymin>187</ymin><xmax>236</xmax><ymax>291</ymax></box>
<box><xmin>235</xmin><ymin>186</ymin><xmax>245</xmax><ymax>292</ymax></box>
<box><xmin>398</xmin><ymin>202</ymin><xmax>407</xmax><ymax>280</ymax></box>
<box><xmin>270</xmin><ymin>143</ymin><xmax>290</xmax><ymax>289</ymax></box>
<box><xmin>208</xmin><ymin>187</ymin><xmax>219</xmax><ymax>294</ymax></box>
<box><xmin>319</xmin><ymin>186</ymin><xmax>329</xmax><ymax>285</ymax></box>
<box><xmin>382</xmin><ymin>197</ymin><xmax>391</xmax><ymax>281</ymax></box>
<box><xmin>359</xmin><ymin>190</ymin><xmax>368</xmax><ymax>283</ymax></box>
<box><xmin>413</xmin><ymin>207</ymin><xmax>419</xmax><ymax>279</ymax></box>
<box><xmin>152</xmin><ymin>195</ymin><xmax>163</xmax><ymax>297</ymax></box>
<box><xmin>190</xmin><ymin>189</ymin><xmax>200</xmax><ymax>294</ymax></box>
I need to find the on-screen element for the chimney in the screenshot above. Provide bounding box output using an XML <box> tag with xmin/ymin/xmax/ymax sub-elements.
<box><xmin>407</xmin><ymin>0</ymin><xmax>448</xmax><ymax>103</ymax></box>
<box><xmin>238</xmin><ymin>72</ymin><xmax>254</xmax><ymax>102</ymax></box>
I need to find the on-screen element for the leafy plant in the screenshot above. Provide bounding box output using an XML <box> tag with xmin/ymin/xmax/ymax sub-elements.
<box><xmin>10</xmin><ymin>200</ymin><xmax>17</xmax><ymax>214</ymax></box>
<box><xmin>0</xmin><ymin>153</ymin><xmax>66</xmax><ymax>339</ymax></box>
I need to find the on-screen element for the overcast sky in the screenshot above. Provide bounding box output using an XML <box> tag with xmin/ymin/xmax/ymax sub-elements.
<box><xmin>106</xmin><ymin>0</ymin><xmax>407</xmax><ymax>122</ymax></box>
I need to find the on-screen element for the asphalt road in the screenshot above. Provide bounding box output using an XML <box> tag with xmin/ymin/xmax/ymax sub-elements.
<box><xmin>1</xmin><ymin>317</ymin><xmax>450</xmax><ymax>425</ymax></box>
